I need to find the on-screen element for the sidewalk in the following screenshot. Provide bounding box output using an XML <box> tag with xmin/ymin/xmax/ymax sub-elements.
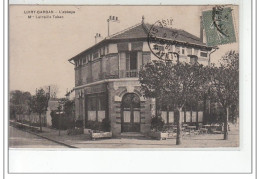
<box><xmin>35</xmin><ymin>127</ymin><xmax>90</xmax><ymax>148</ymax></box>
<box><xmin>32</xmin><ymin>125</ymin><xmax>239</xmax><ymax>148</ymax></box>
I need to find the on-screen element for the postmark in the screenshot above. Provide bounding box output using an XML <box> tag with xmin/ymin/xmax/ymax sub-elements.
<box><xmin>147</xmin><ymin>19</ymin><xmax>180</xmax><ymax>62</ymax></box>
<box><xmin>202</xmin><ymin>6</ymin><xmax>236</xmax><ymax>46</ymax></box>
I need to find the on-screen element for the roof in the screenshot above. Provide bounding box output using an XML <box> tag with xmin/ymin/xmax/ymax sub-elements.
<box><xmin>111</xmin><ymin>23</ymin><xmax>206</xmax><ymax>46</ymax></box>
<box><xmin>109</xmin><ymin>23</ymin><xmax>148</xmax><ymax>40</ymax></box>
<box><xmin>69</xmin><ymin>21</ymin><xmax>211</xmax><ymax>62</ymax></box>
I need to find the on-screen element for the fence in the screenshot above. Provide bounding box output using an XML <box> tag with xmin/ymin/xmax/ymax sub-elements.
<box><xmin>15</xmin><ymin>113</ymin><xmax>47</xmax><ymax>126</ymax></box>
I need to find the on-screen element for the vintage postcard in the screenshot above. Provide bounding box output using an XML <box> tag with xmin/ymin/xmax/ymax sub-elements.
<box><xmin>9</xmin><ymin>5</ymin><xmax>239</xmax><ymax>149</ymax></box>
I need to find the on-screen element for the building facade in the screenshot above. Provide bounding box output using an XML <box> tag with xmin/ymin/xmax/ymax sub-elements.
<box><xmin>69</xmin><ymin>19</ymin><xmax>212</xmax><ymax>137</ymax></box>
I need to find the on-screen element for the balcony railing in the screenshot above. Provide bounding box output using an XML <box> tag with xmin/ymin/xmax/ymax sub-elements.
<box><xmin>125</xmin><ymin>70</ymin><xmax>139</xmax><ymax>78</ymax></box>
<box><xmin>77</xmin><ymin>70</ymin><xmax>139</xmax><ymax>85</ymax></box>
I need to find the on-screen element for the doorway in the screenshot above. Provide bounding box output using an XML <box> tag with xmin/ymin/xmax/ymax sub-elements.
<box><xmin>121</xmin><ymin>93</ymin><xmax>140</xmax><ymax>132</ymax></box>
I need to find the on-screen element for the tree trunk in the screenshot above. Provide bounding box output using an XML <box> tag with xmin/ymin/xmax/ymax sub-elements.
<box><xmin>39</xmin><ymin>113</ymin><xmax>42</xmax><ymax>132</ymax></box>
<box><xmin>176</xmin><ymin>108</ymin><xmax>182</xmax><ymax>145</ymax></box>
<box><xmin>196</xmin><ymin>102</ymin><xmax>199</xmax><ymax>130</ymax></box>
<box><xmin>224</xmin><ymin>107</ymin><xmax>229</xmax><ymax>140</ymax></box>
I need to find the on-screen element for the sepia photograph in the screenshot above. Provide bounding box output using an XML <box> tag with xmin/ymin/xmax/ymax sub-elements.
<box><xmin>9</xmin><ymin>5</ymin><xmax>239</xmax><ymax>149</ymax></box>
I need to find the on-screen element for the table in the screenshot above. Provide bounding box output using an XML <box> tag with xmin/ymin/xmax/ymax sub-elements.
<box><xmin>186</xmin><ymin>126</ymin><xmax>196</xmax><ymax>134</ymax></box>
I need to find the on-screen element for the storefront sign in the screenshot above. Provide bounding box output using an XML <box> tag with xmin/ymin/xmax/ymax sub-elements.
<box><xmin>85</xmin><ymin>83</ymin><xmax>107</xmax><ymax>94</ymax></box>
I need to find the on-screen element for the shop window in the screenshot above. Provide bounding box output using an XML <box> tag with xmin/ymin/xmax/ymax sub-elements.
<box><xmin>88</xmin><ymin>96</ymin><xmax>97</xmax><ymax>111</ymax></box>
<box><xmin>98</xmin><ymin>94</ymin><xmax>106</xmax><ymax>110</ymax></box>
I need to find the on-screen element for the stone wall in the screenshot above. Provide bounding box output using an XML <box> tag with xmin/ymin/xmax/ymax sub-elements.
<box><xmin>108</xmin><ymin>80</ymin><xmax>152</xmax><ymax>137</ymax></box>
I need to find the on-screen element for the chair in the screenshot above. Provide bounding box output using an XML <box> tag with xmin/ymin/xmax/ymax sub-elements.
<box><xmin>200</xmin><ymin>128</ymin><xmax>208</xmax><ymax>134</ymax></box>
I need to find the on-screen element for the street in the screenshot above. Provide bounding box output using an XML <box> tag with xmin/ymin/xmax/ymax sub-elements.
<box><xmin>8</xmin><ymin>124</ymin><xmax>239</xmax><ymax>148</ymax></box>
<box><xmin>9</xmin><ymin>126</ymin><xmax>67</xmax><ymax>148</ymax></box>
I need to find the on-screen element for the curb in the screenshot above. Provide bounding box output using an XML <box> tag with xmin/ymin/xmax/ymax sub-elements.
<box><xmin>10</xmin><ymin>124</ymin><xmax>77</xmax><ymax>148</ymax></box>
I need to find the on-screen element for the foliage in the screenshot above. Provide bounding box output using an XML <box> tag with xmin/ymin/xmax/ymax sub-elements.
<box><xmin>209</xmin><ymin>51</ymin><xmax>239</xmax><ymax>139</ymax></box>
<box><xmin>139</xmin><ymin>60</ymin><xmax>209</xmax><ymax>144</ymax></box>
<box><xmin>63</xmin><ymin>99</ymin><xmax>75</xmax><ymax>119</ymax></box>
<box><xmin>9</xmin><ymin>90</ymin><xmax>32</xmax><ymax>118</ymax></box>
<box><xmin>30</xmin><ymin>89</ymin><xmax>50</xmax><ymax>132</ymax></box>
<box><xmin>30</xmin><ymin>89</ymin><xmax>49</xmax><ymax>115</ymax></box>
<box><xmin>50</xmin><ymin>110</ymin><xmax>72</xmax><ymax>130</ymax></box>
<box><xmin>151</xmin><ymin>116</ymin><xmax>165</xmax><ymax>132</ymax></box>
<box><xmin>140</xmin><ymin>60</ymin><xmax>209</xmax><ymax>108</ymax></box>
<box><xmin>75</xmin><ymin>119</ymin><xmax>83</xmax><ymax>128</ymax></box>
<box><xmin>85</xmin><ymin>121</ymin><xmax>102</xmax><ymax>131</ymax></box>
<box><xmin>85</xmin><ymin>119</ymin><xmax>110</xmax><ymax>132</ymax></box>
<box><xmin>210</xmin><ymin>51</ymin><xmax>239</xmax><ymax>111</ymax></box>
<box><xmin>101</xmin><ymin>118</ymin><xmax>111</xmax><ymax>132</ymax></box>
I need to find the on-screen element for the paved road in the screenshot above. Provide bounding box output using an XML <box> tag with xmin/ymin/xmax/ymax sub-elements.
<box><xmin>9</xmin><ymin>126</ymin><xmax>67</xmax><ymax>148</ymax></box>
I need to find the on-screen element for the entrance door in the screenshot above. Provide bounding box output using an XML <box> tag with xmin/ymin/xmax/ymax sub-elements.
<box><xmin>121</xmin><ymin>93</ymin><xmax>140</xmax><ymax>132</ymax></box>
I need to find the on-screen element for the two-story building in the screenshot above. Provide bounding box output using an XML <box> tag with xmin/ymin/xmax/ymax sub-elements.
<box><xmin>68</xmin><ymin>17</ymin><xmax>213</xmax><ymax>137</ymax></box>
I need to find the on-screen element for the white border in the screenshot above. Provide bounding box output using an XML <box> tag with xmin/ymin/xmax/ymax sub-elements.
<box><xmin>3</xmin><ymin>0</ymin><xmax>256</xmax><ymax>177</ymax></box>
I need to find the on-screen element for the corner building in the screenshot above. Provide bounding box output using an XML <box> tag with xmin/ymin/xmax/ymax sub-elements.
<box><xmin>69</xmin><ymin>19</ymin><xmax>212</xmax><ymax>137</ymax></box>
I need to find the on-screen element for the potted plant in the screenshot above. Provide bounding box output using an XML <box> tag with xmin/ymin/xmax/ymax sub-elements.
<box><xmin>149</xmin><ymin>116</ymin><xmax>168</xmax><ymax>140</ymax></box>
<box><xmin>90</xmin><ymin>118</ymin><xmax>112</xmax><ymax>140</ymax></box>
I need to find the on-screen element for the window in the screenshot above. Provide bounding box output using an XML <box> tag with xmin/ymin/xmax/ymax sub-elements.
<box><xmin>182</xmin><ymin>48</ymin><xmax>185</xmax><ymax>54</ymax></box>
<box><xmin>88</xmin><ymin>96</ymin><xmax>97</xmax><ymax>111</ymax></box>
<box><xmin>125</xmin><ymin>51</ymin><xmax>138</xmax><ymax>70</ymax></box>
<box><xmin>100</xmin><ymin>47</ymin><xmax>105</xmax><ymax>57</ymax></box>
<box><xmin>93</xmin><ymin>51</ymin><xmax>99</xmax><ymax>59</ymax></box>
<box><xmin>83</xmin><ymin>57</ymin><xmax>86</xmax><ymax>64</ymax></box>
<box><xmin>200</xmin><ymin>51</ymin><xmax>208</xmax><ymax>57</ymax></box>
<box><xmin>98</xmin><ymin>94</ymin><xmax>106</xmax><ymax>110</ymax></box>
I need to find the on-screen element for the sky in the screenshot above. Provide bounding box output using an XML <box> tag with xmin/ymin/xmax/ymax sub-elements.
<box><xmin>9</xmin><ymin>5</ymin><xmax>239</xmax><ymax>97</ymax></box>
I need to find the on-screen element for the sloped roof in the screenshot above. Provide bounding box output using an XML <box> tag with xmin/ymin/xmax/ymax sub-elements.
<box><xmin>69</xmin><ymin>21</ymin><xmax>210</xmax><ymax>62</ymax></box>
<box><xmin>110</xmin><ymin>23</ymin><xmax>148</xmax><ymax>40</ymax></box>
<box><xmin>110</xmin><ymin>23</ymin><xmax>206</xmax><ymax>46</ymax></box>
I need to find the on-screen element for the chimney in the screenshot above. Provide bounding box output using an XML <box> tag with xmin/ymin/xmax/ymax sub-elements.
<box><xmin>95</xmin><ymin>33</ymin><xmax>103</xmax><ymax>44</ymax></box>
<box><xmin>107</xmin><ymin>15</ymin><xmax>120</xmax><ymax>36</ymax></box>
<box><xmin>200</xmin><ymin>16</ymin><xmax>206</xmax><ymax>43</ymax></box>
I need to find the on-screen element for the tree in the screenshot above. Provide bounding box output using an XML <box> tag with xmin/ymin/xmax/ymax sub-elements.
<box><xmin>31</xmin><ymin>89</ymin><xmax>49</xmax><ymax>132</ymax></box>
<box><xmin>139</xmin><ymin>60</ymin><xmax>208</xmax><ymax>145</ymax></box>
<box><xmin>209</xmin><ymin>51</ymin><xmax>239</xmax><ymax>140</ymax></box>
<box><xmin>9</xmin><ymin>90</ymin><xmax>32</xmax><ymax>120</ymax></box>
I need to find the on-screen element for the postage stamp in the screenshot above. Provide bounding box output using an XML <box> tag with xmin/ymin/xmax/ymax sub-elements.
<box><xmin>202</xmin><ymin>6</ymin><xmax>237</xmax><ymax>46</ymax></box>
